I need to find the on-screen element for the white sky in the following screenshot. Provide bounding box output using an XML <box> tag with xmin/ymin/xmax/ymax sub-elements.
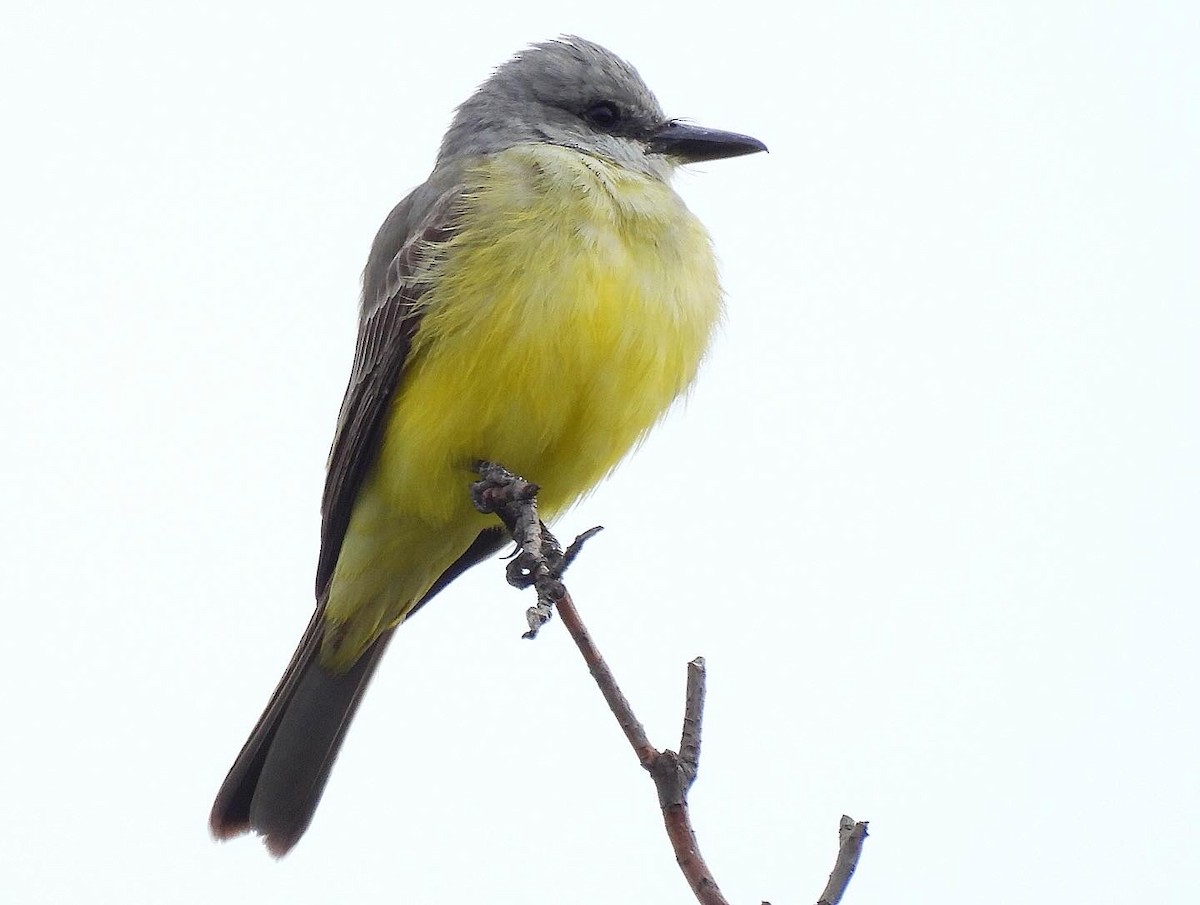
<box><xmin>2</xmin><ymin>2</ymin><xmax>1197</xmax><ymax>903</ymax></box>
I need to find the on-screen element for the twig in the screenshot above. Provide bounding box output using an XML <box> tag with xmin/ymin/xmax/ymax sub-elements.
<box><xmin>471</xmin><ymin>461</ymin><xmax>868</xmax><ymax>905</ymax></box>
<box><xmin>816</xmin><ymin>817</ymin><xmax>869</xmax><ymax>905</ymax></box>
<box><xmin>472</xmin><ymin>462</ymin><xmax>727</xmax><ymax>900</ymax></box>
<box><xmin>553</xmin><ymin>583</ymin><xmax>658</xmax><ymax>768</ymax></box>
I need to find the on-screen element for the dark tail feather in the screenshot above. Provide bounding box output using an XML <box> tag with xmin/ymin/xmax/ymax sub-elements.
<box><xmin>210</xmin><ymin>526</ymin><xmax>508</xmax><ymax>856</ymax></box>
<box><xmin>209</xmin><ymin>610</ymin><xmax>394</xmax><ymax>856</ymax></box>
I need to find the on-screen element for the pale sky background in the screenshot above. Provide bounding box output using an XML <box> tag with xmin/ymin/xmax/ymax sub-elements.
<box><xmin>2</xmin><ymin>2</ymin><xmax>1197</xmax><ymax>903</ymax></box>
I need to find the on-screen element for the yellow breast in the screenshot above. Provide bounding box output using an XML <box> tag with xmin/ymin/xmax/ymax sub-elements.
<box><xmin>385</xmin><ymin>143</ymin><xmax>723</xmax><ymax>520</ymax></box>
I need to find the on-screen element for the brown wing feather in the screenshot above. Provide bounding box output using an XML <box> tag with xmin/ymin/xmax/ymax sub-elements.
<box><xmin>315</xmin><ymin>190</ymin><xmax>460</xmax><ymax>596</ymax></box>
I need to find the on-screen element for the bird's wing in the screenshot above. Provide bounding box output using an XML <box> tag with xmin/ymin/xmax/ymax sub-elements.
<box><xmin>314</xmin><ymin>185</ymin><xmax>462</xmax><ymax>597</ymax></box>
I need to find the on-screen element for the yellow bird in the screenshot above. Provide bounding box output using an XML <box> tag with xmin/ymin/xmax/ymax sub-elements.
<box><xmin>210</xmin><ymin>36</ymin><xmax>765</xmax><ymax>856</ymax></box>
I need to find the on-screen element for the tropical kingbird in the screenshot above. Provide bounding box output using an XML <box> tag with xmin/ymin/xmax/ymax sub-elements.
<box><xmin>210</xmin><ymin>36</ymin><xmax>765</xmax><ymax>856</ymax></box>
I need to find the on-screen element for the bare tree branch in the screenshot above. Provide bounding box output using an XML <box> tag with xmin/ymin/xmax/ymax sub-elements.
<box><xmin>471</xmin><ymin>461</ymin><xmax>868</xmax><ymax>905</ymax></box>
<box><xmin>552</xmin><ymin>582</ymin><xmax>658</xmax><ymax>767</ymax></box>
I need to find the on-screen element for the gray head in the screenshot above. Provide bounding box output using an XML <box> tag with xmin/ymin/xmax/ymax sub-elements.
<box><xmin>437</xmin><ymin>37</ymin><xmax>765</xmax><ymax>178</ymax></box>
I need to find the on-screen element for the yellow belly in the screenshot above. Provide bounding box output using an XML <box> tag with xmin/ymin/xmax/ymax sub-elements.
<box><xmin>323</xmin><ymin>144</ymin><xmax>722</xmax><ymax>669</ymax></box>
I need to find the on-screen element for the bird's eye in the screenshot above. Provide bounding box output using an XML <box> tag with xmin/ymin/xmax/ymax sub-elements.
<box><xmin>584</xmin><ymin>101</ymin><xmax>621</xmax><ymax>129</ymax></box>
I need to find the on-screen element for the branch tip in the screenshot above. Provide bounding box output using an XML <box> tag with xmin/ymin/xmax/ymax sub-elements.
<box><xmin>816</xmin><ymin>816</ymin><xmax>870</xmax><ymax>905</ymax></box>
<box><xmin>679</xmin><ymin>657</ymin><xmax>707</xmax><ymax>774</ymax></box>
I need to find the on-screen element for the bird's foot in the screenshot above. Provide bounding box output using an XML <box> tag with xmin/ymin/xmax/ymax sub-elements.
<box><xmin>471</xmin><ymin>461</ymin><xmax>603</xmax><ymax>638</ymax></box>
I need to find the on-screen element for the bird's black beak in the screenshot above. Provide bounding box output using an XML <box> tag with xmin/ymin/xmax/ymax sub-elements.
<box><xmin>648</xmin><ymin>121</ymin><xmax>767</xmax><ymax>163</ymax></box>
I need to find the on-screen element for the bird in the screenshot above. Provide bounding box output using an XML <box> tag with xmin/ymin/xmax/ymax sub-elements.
<box><xmin>209</xmin><ymin>35</ymin><xmax>765</xmax><ymax>856</ymax></box>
